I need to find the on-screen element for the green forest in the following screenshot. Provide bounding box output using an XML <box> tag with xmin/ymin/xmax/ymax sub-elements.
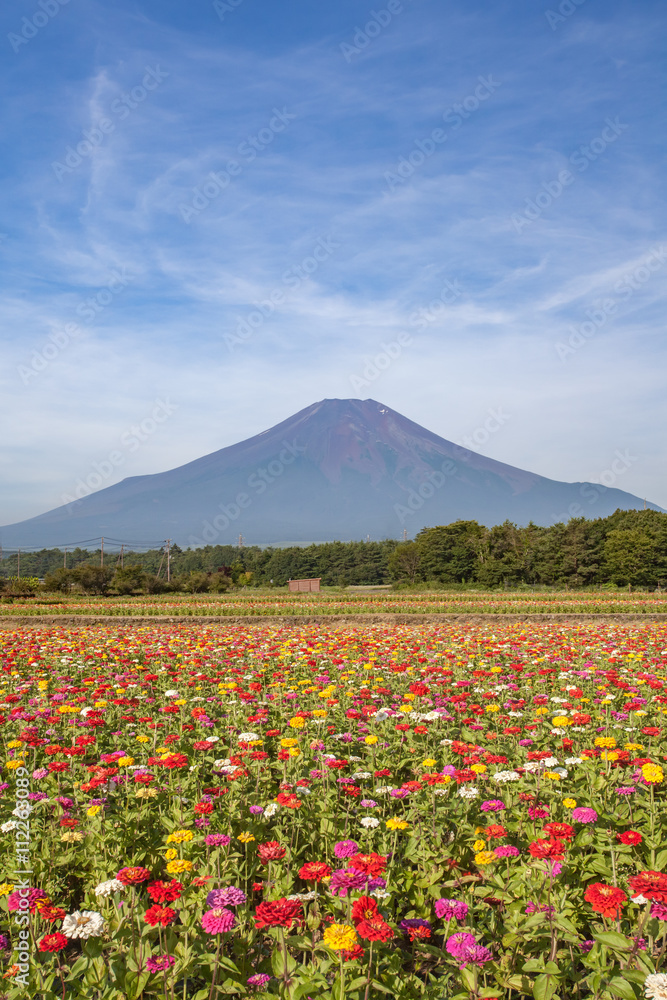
<box><xmin>1</xmin><ymin>508</ymin><xmax>666</xmax><ymax>595</ymax></box>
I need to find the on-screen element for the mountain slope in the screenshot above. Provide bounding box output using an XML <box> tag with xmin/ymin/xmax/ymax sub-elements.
<box><xmin>1</xmin><ymin>398</ymin><xmax>661</xmax><ymax>547</ymax></box>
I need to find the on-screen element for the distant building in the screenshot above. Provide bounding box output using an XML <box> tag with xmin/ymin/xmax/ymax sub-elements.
<box><xmin>288</xmin><ymin>578</ymin><xmax>321</xmax><ymax>592</ymax></box>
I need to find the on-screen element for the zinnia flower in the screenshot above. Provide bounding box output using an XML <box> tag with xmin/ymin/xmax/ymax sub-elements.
<box><xmin>116</xmin><ymin>867</ymin><xmax>151</xmax><ymax>886</ymax></box>
<box><xmin>257</xmin><ymin>841</ymin><xmax>286</xmax><ymax>863</ymax></box>
<box><xmin>61</xmin><ymin>911</ymin><xmax>105</xmax><ymax>940</ymax></box>
<box><xmin>146</xmin><ymin>955</ymin><xmax>176</xmax><ymax>973</ymax></box>
<box><xmin>435</xmin><ymin>898</ymin><xmax>468</xmax><ymax>921</ymax></box>
<box><xmin>201</xmin><ymin>907</ymin><xmax>236</xmax><ymax>934</ymax></box>
<box><xmin>323</xmin><ymin>923</ymin><xmax>358</xmax><ymax>951</ymax></box>
<box><xmin>144</xmin><ymin>905</ymin><xmax>176</xmax><ymax>927</ymax></box>
<box><xmin>254</xmin><ymin>898</ymin><xmax>302</xmax><ymax>929</ymax></box>
<box><xmin>39</xmin><ymin>933</ymin><xmax>68</xmax><ymax>952</ymax></box>
<box><xmin>298</xmin><ymin>862</ymin><xmax>332</xmax><ymax>882</ymax></box>
<box><xmin>584</xmin><ymin>883</ymin><xmax>628</xmax><ymax>919</ymax></box>
<box><xmin>643</xmin><ymin>973</ymin><xmax>667</xmax><ymax>1000</ymax></box>
<box><xmin>333</xmin><ymin>840</ymin><xmax>359</xmax><ymax>859</ymax></box>
<box><xmin>147</xmin><ymin>880</ymin><xmax>184</xmax><ymax>903</ymax></box>
<box><xmin>206</xmin><ymin>887</ymin><xmax>247</xmax><ymax>908</ymax></box>
<box><xmin>572</xmin><ymin>807</ymin><xmax>598</xmax><ymax>824</ymax></box>
<box><xmin>629</xmin><ymin>872</ymin><xmax>667</xmax><ymax>904</ymax></box>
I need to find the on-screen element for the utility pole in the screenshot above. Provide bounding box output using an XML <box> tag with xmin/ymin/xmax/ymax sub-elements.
<box><xmin>64</xmin><ymin>548</ymin><xmax>67</xmax><ymax>569</ymax></box>
<box><xmin>100</xmin><ymin>537</ymin><xmax>104</xmax><ymax>568</ymax></box>
<box><xmin>402</xmin><ymin>529</ymin><xmax>407</xmax><ymax>542</ymax></box>
<box><xmin>17</xmin><ymin>549</ymin><xmax>20</xmax><ymax>579</ymax></box>
<box><xmin>166</xmin><ymin>539</ymin><xmax>171</xmax><ymax>583</ymax></box>
<box><xmin>120</xmin><ymin>545</ymin><xmax>124</xmax><ymax>569</ymax></box>
<box><xmin>238</xmin><ymin>534</ymin><xmax>244</xmax><ymax>549</ymax></box>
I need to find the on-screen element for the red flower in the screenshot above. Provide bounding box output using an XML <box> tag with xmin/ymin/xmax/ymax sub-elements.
<box><xmin>257</xmin><ymin>841</ymin><xmax>286</xmax><ymax>863</ymax></box>
<box><xmin>275</xmin><ymin>792</ymin><xmax>302</xmax><ymax>809</ymax></box>
<box><xmin>39</xmin><ymin>932</ymin><xmax>68</xmax><ymax>952</ymax></box>
<box><xmin>351</xmin><ymin>896</ymin><xmax>379</xmax><ymax>924</ymax></box>
<box><xmin>584</xmin><ymin>882</ymin><xmax>627</xmax><ymax>918</ymax></box>
<box><xmin>628</xmin><ymin>871</ymin><xmax>667</xmax><ymax>903</ymax></box>
<box><xmin>116</xmin><ymin>866</ymin><xmax>152</xmax><ymax>885</ymax></box>
<box><xmin>616</xmin><ymin>830</ymin><xmax>642</xmax><ymax>846</ymax></box>
<box><xmin>342</xmin><ymin>944</ymin><xmax>365</xmax><ymax>962</ymax></box>
<box><xmin>160</xmin><ymin>753</ymin><xmax>188</xmax><ymax>769</ymax></box>
<box><xmin>356</xmin><ymin>917</ymin><xmax>394</xmax><ymax>942</ymax></box>
<box><xmin>37</xmin><ymin>903</ymin><xmax>66</xmax><ymax>923</ymax></box>
<box><xmin>407</xmin><ymin>925</ymin><xmax>431</xmax><ymax>941</ymax></box>
<box><xmin>484</xmin><ymin>825</ymin><xmax>507</xmax><ymax>840</ymax></box>
<box><xmin>147</xmin><ymin>880</ymin><xmax>184</xmax><ymax>903</ymax></box>
<box><xmin>194</xmin><ymin>801</ymin><xmax>214</xmax><ymax>815</ymax></box>
<box><xmin>145</xmin><ymin>904</ymin><xmax>176</xmax><ymax>927</ymax></box>
<box><xmin>298</xmin><ymin>862</ymin><xmax>332</xmax><ymax>882</ymax></box>
<box><xmin>528</xmin><ymin>838</ymin><xmax>566</xmax><ymax>860</ymax></box>
<box><xmin>254</xmin><ymin>898</ymin><xmax>302</xmax><ymax>929</ymax></box>
<box><xmin>542</xmin><ymin>823</ymin><xmax>574</xmax><ymax>841</ymax></box>
<box><xmin>348</xmin><ymin>853</ymin><xmax>387</xmax><ymax>877</ymax></box>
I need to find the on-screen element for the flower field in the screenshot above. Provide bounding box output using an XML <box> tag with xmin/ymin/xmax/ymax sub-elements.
<box><xmin>1</xmin><ymin>621</ymin><xmax>667</xmax><ymax>999</ymax></box>
<box><xmin>3</xmin><ymin>590</ymin><xmax>667</xmax><ymax>617</ymax></box>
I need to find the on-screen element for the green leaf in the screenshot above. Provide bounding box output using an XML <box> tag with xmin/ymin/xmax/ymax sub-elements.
<box><xmin>523</xmin><ymin>958</ymin><xmax>545</xmax><ymax>973</ymax></box>
<box><xmin>655</xmin><ymin>848</ymin><xmax>667</xmax><ymax>870</ymax></box>
<box><xmin>595</xmin><ymin>931</ymin><xmax>631</xmax><ymax>952</ymax></box>
<box><xmin>607</xmin><ymin>977</ymin><xmax>639</xmax><ymax>1000</ymax></box>
<box><xmin>533</xmin><ymin>973</ymin><xmax>559</xmax><ymax>1000</ymax></box>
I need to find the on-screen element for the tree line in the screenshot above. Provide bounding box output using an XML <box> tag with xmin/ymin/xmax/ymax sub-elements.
<box><xmin>0</xmin><ymin>508</ymin><xmax>665</xmax><ymax>595</ymax></box>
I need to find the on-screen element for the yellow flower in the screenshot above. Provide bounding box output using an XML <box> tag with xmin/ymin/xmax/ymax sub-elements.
<box><xmin>87</xmin><ymin>805</ymin><xmax>102</xmax><ymax>817</ymax></box>
<box><xmin>364</xmin><ymin>736</ymin><xmax>378</xmax><ymax>745</ymax></box>
<box><xmin>600</xmin><ymin>751</ymin><xmax>619</xmax><ymax>762</ymax></box>
<box><xmin>473</xmin><ymin>839</ymin><xmax>486</xmax><ymax>851</ymax></box>
<box><xmin>166</xmin><ymin>829</ymin><xmax>194</xmax><ymax>844</ymax></box>
<box><xmin>5</xmin><ymin>760</ymin><xmax>25</xmax><ymax>770</ymax></box>
<box><xmin>624</xmin><ymin>743</ymin><xmax>643</xmax><ymax>752</ymax></box>
<box><xmin>485</xmin><ymin>705</ymin><xmax>500</xmax><ymax>713</ymax></box>
<box><xmin>61</xmin><ymin>831</ymin><xmax>84</xmax><ymax>843</ymax></box>
<box><xmin>165</xmin><ymin>848</ymin><xmax>178</xmax><ymax>860</ymax></box>
<box><xmin>117</xmin><ymin>756</ymin><xmax>134</xmax><ymax>767</ymax></box>
<box><xmin>543</xmin><ymin>771</ymin><xmax>561</xmax><ymax>781</ymax></box>
<box><xmin>422</xmin><ymin>758</ymin><xmax>436</xmax><ymax>768</ymax></box>
<box><xmin>323</xmin><ymin>924</ymin><xmax>358</xmax><ymax>951</ymax></box>
<box><xmin>7</xmin><ymin>740</ymin><xmax>24</xmax><ymax>750</ymax></box>
<box><xmin>136</xmin><ymin>787</ymin><xmax>158</xmax><ymax>799</ymax></box>
<box><xmin>0</xmin><ymin>884</ymin><xmax>14</xmax><ymax>897</ymax></box>
<box><xmin>287</xmin><ymin>748</ymin><xmax>300</xmax><ymax>757</ymax></box>
<box><xmin>156</xmin><ymin>746</ymin><xmax>169</xmax><ymax>754</ymax></box>
<box><xmin>552</xmin><ymin>717</ymin><xmax>571</xmax><ymax>727</ymax></box>
<box><xmin>642</xmin><ymin>763</ymin><xmax>664</xmax><ymax>785</ymax></box>
<box><xmin>289</xmin><ymin>716</ymin><xmax>305</xmax><ymax>728</ymax></box>
<box><xmin>38</xmin><ymin>680</ymin><xmax>48</xmax><ymax>690</ymax></box>
<box><xmin>594</xmin><ymin>737</ymin><xmax>616</xmax><ymax>749</ymax></box>
<box><xmin>386</xmin><ymin>818</ymin><xmax>408</xmax><ymax>831</ymax></box>
<box><xmin>238</xmin><ymin>832</ymin><xmax>255</xmax><ymax>843</ymax></box>
<box><xmin>280</xmin><ymin>738</ymin><xmax>298</xmax><ymax>748</ymax></box>
<box><xmin>490</xmin><ymin>667</ymin><xmax>502</xmax><ymax>673</ymax></box>
<box><xmin>312</xmin><ymin>710</ymin><xmax>327</xmax><ymax>718</ymax></box>
<box><xmin>534</xmin><ymin>707</ymin><xmax>549</xmax><ymax>716</ymax></box>
<box><xmin>475</xmin><ymin>850</ymin><xmax>496</xmax><ymax>866</ymax></box>
<box><xmin>135</xmin><ymin>735</ymin><xmax>150</xmax><ymax>743</ymax></box>
<box><xmin>174</xmin><ymin>699</ymin><xmax>186</xmax><ymax>706</ymax></box>
<box><xmin>470</xmin><ymin>764</ymin><xmax>487</xmax><ymax>774</ymax></box>
<box><xmin>166</xmin><ymin>859</ymin><xmax>192</xmax><ymax>875</ymax></box>
<box><xmin>563</xmin><ymin>798</ymin><xmax>577</xmax><ymax>809</ymax></box>
<box><xmin>399</xmin><ymin>704</ymin><xmax>413</xmax><ymax>713</ymax></box>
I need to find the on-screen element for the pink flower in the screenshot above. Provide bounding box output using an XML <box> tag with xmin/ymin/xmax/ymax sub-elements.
<box><xmin>333</xmin><ymin>840</ymin><xmax>359</xmax><ymax>859</ymax></box>
<box><xmin>446</xmin><ymin>932</ymin><xmax>476</xmax><ymax>958</ymax></box>
<box><xmin>572</xmin><ymin>807</ymin><xmax>597</xmax><ymax>824</ymax></box>
<box><xmin>201</xmin><ymin>907</ymin><xmax>236</xmax><ymax>934</ymax></box>
<box><xmin>480</xmin><ymin>800</ymin><xmax>505</xmax><ymax>812</ymax></box>
<box><xmin>494</xmin><ymin>845</ymin><xmax>520</xmax><ymax>857</ymax></box>
<box><xmin>205</xmin><ymin>834</ymin><xmax>231</xmax><ymax>847</ymax></box>
<box><xmin>435</xmin><ymin>899</ymin><xmax>468</xmax><ymax>921</ymax></box>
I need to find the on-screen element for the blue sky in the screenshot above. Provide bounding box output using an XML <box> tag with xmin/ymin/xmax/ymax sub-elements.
<box><xmin>1</xmin><ymin>0</ymin><xmax>666</xmax><ymax>527</ymax></box>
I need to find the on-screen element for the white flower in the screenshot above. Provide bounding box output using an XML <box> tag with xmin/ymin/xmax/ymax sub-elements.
<box><xmin>360</xmin><ymin>817</ymin><xmax>380</xmax><ymax>829</ymax></box>
<box><xmin>508</xmin><ymin>711</ymin><xmax>524</xmax><ymax>717</ymax></box>
<box><xmin>433</xmin><ymin>788</ymin><xmax>448</xmax><ymax>796</ymax></box>
<box><xmin>205</xmin><ymin>736</ymin><xmax>220</xmax><ymax>743</ymax></box>
<box><xmin>564</xmin><ymin>757</ymin><xmax>583</xmax><ymax>766</ymax></box>
<box><xmin>94</xmin><ymin>879</ymin><xmax>125</xmax><ymax>897</ymax></box>
<box><xmin>12</xmin><ymin>805</ymin><xmax>32</xmax><ymax>818</ymax></box>
<box><xmin>632</xmin><ymin>894</ymin><xmax>649</xmax><ymax>906</ymax></box>
<box><xmin>522</xmin><ymin>762</ymin><xmax>541</xmax><ymax>772</ymax></box>
<box><xmin>164</xmin><ymin>690</ymin><xmax>180</xmax><ymax>698</ymax></box>
<box><xmin>348</xmin><ymin>756</ymin><xmax>362</xmax><ymax>762</ymax></box>
<box><xmin>287</xmin><ymin>890</ymin><xmax>316</xmax><ymax>901</ymax></box>
<box><xmin>214</xmin><ymin>758</ymin><xmax>231</xmax><ymax>768</ymax></box>
<box><xmin>458</xmin><ymin>786</ymin><xmax>479</xmax><ymax>799</ymax></box>
<box><xmin>541</xmin><ymin>757</ymin><xmax>559</xmax><ymax>768</ymax></box>
<box><xmin>374</xmin><ymin>786</ymin><xmax>395</xmax><ymax>794</ymax></box>
<box><xmin>439</xmin><ymin>739</ymin><xmax>453</xmax><ymax>746</ymax></box>
<box><xmin>551</xmin><ymin>767</ymin><xmax>568</xmax><ymax>777</ymax></box>
<box><xmin>264</xmin><ymin>802</ymin><xmax>279</xmax><ymax>818</ymax></box>
<box><xmin>370</xmin><ymin>889</ymin><xmax>390</xmax><ymax>900</ymax></box>
<box><xmin>644</xmin><ymin>972</ymin><xmax>667</xmax><ymax>1000</ymax></box>
<box><xmin>61</xmin><ymin>910</ymin><xmax>105</xmax><ymax>940</ymax></box>
<box><xmin>1</xmin><ymin>820</ymin><xmax>18</xmax><ymax>833</ymax></box>
<box><xmin>352</xmin><ymin>772</ymin><xmax>371</xmax><ymax>780</ymax></box>
<box><xmin>238</xmin><ymin>732</ymin><xmax>258</xmax><ymax>742</ymax></box>
<box><xmin>493</xmin><ymin>770</ymin><xmax>520</xmax><ymax>783</ymax></box>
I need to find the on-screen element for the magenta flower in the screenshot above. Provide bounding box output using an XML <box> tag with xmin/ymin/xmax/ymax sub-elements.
<box><xmin>446</xmin><ymin>932</ymin><xmax>477</xmax><ymax>958</ymax></box>
<box><xmin>333</xmin><ymin>840</ymin><xmax>359</xmax><ymax>859</ymax></box>
<box><xmin>248</xmin><ymin>974</ymin><xmax>272</xmax><ymax>989</ymax></box>
<box><xmin>206</xmin><ymin>887</ymin><xmax>246</xmax><ymax>908</ymax></box>
<box><xmin>480</xmin><ymin>800</ymin><xmax>506</xmax><ymax>812</ymax></box>
<box><xmin>494</xmin><ymin>845</ymin><xmax>520</xmax><ymax>857</ymax></box>
<box><xmin>651</xmin><ymin>902</ymin><xmax>667</xmax><ymax>921</ymax></box>
<box><xmin>201</xmin><ymin>907</ymin><xmax>236</xmax><ymax>934</ymax></box>
<box><xmin>572</xmin><ymin>807</ymin><xmax>597</xmax><ymax>824</ymax></box>
<box><xmin>329</xmin><ymin>868</ymin><xmax>368</xmax><ymax>897</ymax></box>
<box><xmin>465</xmin><ymin>944</ymin><xmax>493</xmax><ymax>967</ymax></box>
<box><xmin>435</xmin><ymin>898</ymin><xmax>468</xmax><ymax>921</ymax></box>
<box><xmin>205</xmin><ymin>834</ymin><xmax>231</xmax><ymax>847</ymax></box>
<box><xmin>146</xmin><ymin>955</ymin><xmax>176</xmax><ymax>973</ymax></box>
